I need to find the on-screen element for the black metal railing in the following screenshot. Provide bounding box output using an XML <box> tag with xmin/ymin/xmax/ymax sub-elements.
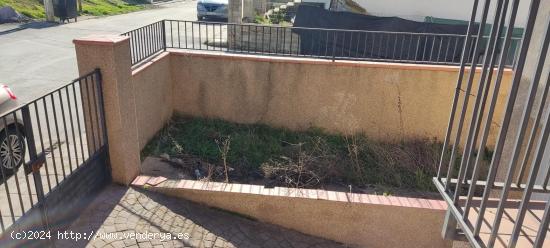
<box><xmin>0</xmin><ymin>69</ymin><xmax>108</xmax><ymax>243</ymax></box>
<box><xmin>122</xmin><ymin>21</ymin><xmax>166</xmax><ymax>65</ymax></box>
<box><xmin>123</xmin><ymin>20</ymin><xmax>521</xmax><ymax>67</ymax></box>
<box><xmin>435</xmin><ymin>0</ymin><xmax>550</xmax><ymax>247</ymax></box>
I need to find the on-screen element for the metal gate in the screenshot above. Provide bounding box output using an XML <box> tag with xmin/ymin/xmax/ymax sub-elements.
<box><xmin>435</xmin><ymin>0</ymin><xmax>550</xmax><ymax>247</ymax></box>
<box><xmin>0</xmin><ymin>69</ymin><xmax>109</xmax><ymax>247</ymax></box>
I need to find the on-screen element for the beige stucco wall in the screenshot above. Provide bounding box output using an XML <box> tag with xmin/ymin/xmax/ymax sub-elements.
<box><xmin>170</xmin><ymin>51</ymin><xmax>513</xmax><ymax>146</ymax></box>
<box><xmin>74</xmin><ymin>36</ymin><xmax>142</xmax><ymax>185</ymax></box>
<box><xmin>132</xmin><ymin>53</ymin><xmax>174</xmax><ymax>150</ymax></box>
<box><xmin>137</xmin><ymin>178</ymin><xmax>451</xmax><ymax>248</ymax></box>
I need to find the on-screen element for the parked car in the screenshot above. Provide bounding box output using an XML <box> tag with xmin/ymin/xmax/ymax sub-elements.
<box><xmin>197</xmin><ymin>0</ymin><xmax>228</xmax><ymax>20</ymax></box>
<box><xmin>0</xmin><ymin>85</ymin><xmax>25</xmax><ymax>178</ymax></box>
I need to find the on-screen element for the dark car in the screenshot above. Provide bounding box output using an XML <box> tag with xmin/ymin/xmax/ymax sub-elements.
<box><xmin>197</xmin><ymin>0</ymin><xmax>228</xmax><ymax>20</ymax></box>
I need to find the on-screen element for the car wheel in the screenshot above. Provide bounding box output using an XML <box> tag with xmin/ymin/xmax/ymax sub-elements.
<box><xmin>0</xmin><ymin>126</ymin><xmax>26</xmax><ymax>178</ymax></box>
<box><xmin>198</xmin><ymin>16</ymin><xmax>203</xmax><ymax>21</ymax></box>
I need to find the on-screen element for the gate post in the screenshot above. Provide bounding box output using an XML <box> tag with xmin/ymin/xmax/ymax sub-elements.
<box><xmin>73</xmin><ymin>35</ymin><xmax>141</xmax><ymax>185</ymax></box>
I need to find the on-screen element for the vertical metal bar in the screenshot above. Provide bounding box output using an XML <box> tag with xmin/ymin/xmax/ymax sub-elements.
<box><xmin>429</xmin><ymin>35</ymin><xmax>436</xmax><ymax>61</ymax></box>
<box><xmin>95</xmin><ymin>69</ymin><xmax>108</xmax><ymax>146</ymax></box>
<box><xmin>0</xmin><ymin>134</ymin><xmax>15</xmax><ymax>223</ymax></box>
<box><xmin>139</xmin><ymin>27</ymin><xmax>145</xmax><ymax>62</ymax></box>
<box><xmin>422</xmin><ymin>35</ymin><xmax>428</xmax><ymax>61</ymax></box>
<box><xmin>255</xmin><ymin>25</ymin><xmax>258</xmax><ymax>54</ymax></box>
<box><xmin>283</xmin><ymin>26</ymin><xmax>287</xmax><ymax>55</ymax></box>
<box><xmin>437</xmin><ymin>37</ymin><xmax>444</xmax><ymax>62</ymax></box>
<box><xmin>184</xmin><ymin>21</ymin><xmax>188</xmax><ymax>49</ymax></box>
<box><xmin>50</xmin><ymin>94</ymin><xmax>66</xmax><ymax>179</ymax></box>
<box><xmin>58</xmin><ymin>90</ymin><xmax>74</xmax><ymax>174</ymax></box>
<box><xmin>310</xmin><ymin>29</ymin><xmax>317</xmax><ymax>57</ymax></box>
<box><xmin>378</xmin><ymin>33</ymin><xmax>384</xmax><ymax>59</ymax></box>
<box><xmin>22</xmin><ymin>105</ymin><xmax>51</xmax><ymax>242</ymax></box>
<box><xmin>534</xmin><ymin>197</ymin><xmax>550</xmax><ymax>247</ymax></box>
<box><xmin>42</xmin><ymin>98</ymin><xmax>59</xmax><ymax>185</ymax></box>
<box><xmin>0</xmin><ymin>203</ymin><xmax>4</xmax><ymax>231</ymax></box>
<box><xmin>82</xmin><ymin>76</ymin><xmax>97</xmax><ymax>156</ymax></box>
<box><xmin>268</xmin><ymin>26</ymin><xmax>271</xmax><ymax>54</ymax></box>
<box><xmin>241</xmin><ymin>24</ymin><xmax>244</xmax><ymax>52</ymax></box>
<box><xmin>406</xmin><ymin>33</ymin><xmax>413</xmax><ymax>61</ymax></box>
<box><xmin>145</xmin><ymin>25</ymin><xmax>151</xmax><ymax>57</ymax></box>
<box><xmin>414</xmin><ymin>34</ymin><xmax>420</xmax><ymax>62</ymax></box>
<box><xmin>262</xmin><ymin>25</ymin><xmax>265</xmax><ymax>53</ymax></box>
<box><xmin>65</xmin><ymin>86</ymin><xmax>79</xmax><ymax>167</ymax></box>
<box><xmin>159</xmin><ymin>21</ymin><xmax>164</xmax><ymax>51</ymax></box>
<box><xmin>192</xmin><ymin>22</ymin><xmax>195</xmax><ymax>49</ymax></box>
<box><xmin>517</xmin><ymin>72</ymin><xmax>550</xmax><ymax>185</ymax></box>
<box><xmin>391</xmin><ymin>33</ymin><xmax>397</xmax><ymax>59</ymax></box>
<box><xmin>451</xmin><ymin>0</ymin><xmax>495</xmax><ymax>202</ymax></box>
<box><xmin>341</xmin><ymin>31</ymin><xmax>347</xmax><ymax>58</ymax></box>
<box><xmin>90</xmin><ymin>72</ymin><xmax>102</xmax><ymax>147</ymax></box>
<box><xmin>152</xmin><ymin>22</ymin><xmax>157</xmax><ymax>52</ymax></box>
<box><xmin>72</xmin><ymin>83</ymin><xmax>86</xmax><ymax>165</ymax></box>
<box><xmin>33</xmin><ymin>102</ymin><xmax>52</xmax><ymax>192</ymax></box>
<box><xmin>332</xmin><ymin>31</ymin><xmax>338</xmax><ymax>61</ymax></box>
<box><xmin>348</xmin><ymin>31</ymin><xmax>353</xmax><ymax>58</ymax></box>
<box><xmin>129</xmin><ymin>33</ymin><xmax>135</xmax><ymax>65</ymax></box>
<box><xmin>363</xmin><ymin>32</ymin><xmax>368</xmax><ymax>58</ymax></box>
<box><xmin>463</xmin><ymin>0</ymin><xmax>509</xmax><ymax>218</ymax></box>
<box><xmin>506</xmin><ymin>16</ymin><xmax>550</xmax><ymax>248</ymax></box>
<box><xmin>177</xmin><ymin>21</ymin><xmax>181</xmax><ymax>48</ymax></box>
<box><xmin>399</xmin><ymin>33</ymin><xmax>406</xmax><ymax>61</ymax></box>
<box><xmin>277</xmin><ymin>26</ymin><xmax>281</xmax><ymax>55</ymax></box>
<box><xmin>12</xmin><ymin>111</ymin><xmax>34</xmax><ymax>206</ymax></box>
<box><xmin>150</xmin><ymin>24</ymin><xmax>155</xmax><ymax>53</ymax></box>
<box><xmin>290</xmin><ymin>27</ymin><xmax>294</xmax><ymax>55</ymax></box>
<box><xmin>444</xmin><ymin>36</ymin><xmax>452</xmax><ymax>63</ymax></box>
<box><xmin>221</xmin><ymin>23</ymin><xmax>225</xmax><ymax>52</ymax></box>
<box><xmin>169</xmin><ymin>20</ymin><xmax>173</xmax><ymax>49</ymax></box>
<box><xmin>156</xmin><ymin>21</ymin><xmax>160</xmax><ymax>51</ymax></box>
<box><xmin>134</xmin><ymin>29</ymin><xmax>140</xmax><ymax>63</ymax></box>
<box><xmin>509</xmin><ymin>75</ymin><xmax>550</xmax><ymax>247</ymax></box>
<box><xmin>484</xmin><ymin>0</ymin><xmax>542</xmax><ymax>245</ymax></box>
<box><xmin>371</xmin><ymin>32</ymin><xmax>376</xmax><ymax>58</ymax></box>
<box><xmin>2</xmin><ymin>116</ymin><xmax>25</xmax><ymax>214</ymax></box>
<box><xmin>436</xmin><ymin>0</ymin><xmax>480</xmax><ymax>181</ymax></box>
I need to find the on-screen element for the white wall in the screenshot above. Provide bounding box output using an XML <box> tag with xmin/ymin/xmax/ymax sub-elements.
<box><xmin>354</xmin><ymin>0</ymin><xmax>531</xmax><ymax>27</ymax></box>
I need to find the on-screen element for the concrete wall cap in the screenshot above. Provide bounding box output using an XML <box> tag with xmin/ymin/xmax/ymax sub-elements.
<box><xmin>73</xmin><ymin>35</ymin><xmax>130</xmax><ymax>46</ymax></box>
<box><xmin>170</xmin><ymin>50</ymin><xmax>514</xmax><ymax>74</ymax></box>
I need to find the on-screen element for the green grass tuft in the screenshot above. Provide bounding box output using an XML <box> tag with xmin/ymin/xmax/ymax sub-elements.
<box><xmin>0</xmin><ymin>0</ymin><xmax>45</xmax><ymax>19</ymax></box>
<box><xmin>0</xmin><ymin>0</ymin><xmax>148</xmax><ymax>19</ymax></box>
<box><xmin>142</xmin><ymin>116</ymin><xmax>451</xmax><ymax>192</ymax></box>
<box><xmin>82</xmin><ymin>0</ymin><xmax>147</xmax><ymax>16</ymax></box>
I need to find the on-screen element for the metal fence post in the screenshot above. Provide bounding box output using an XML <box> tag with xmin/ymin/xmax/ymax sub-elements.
<box><xmin>332</xmin><ymin>31</ymin><xmax>337</xmax><ymax>62</ymax></box>
<box><xmin>162</xmin><ymin>20</ymin><xmax>167</xmax><ymax>51</ymax></box>
<box><xmin>21</xmin><ymin>106</ymin><xmax>53</xmax><ymax>246</ymax></box>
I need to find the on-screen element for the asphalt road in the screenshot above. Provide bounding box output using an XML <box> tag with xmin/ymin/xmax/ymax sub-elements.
<box><xmin>0</xmin><ymin>0</ymin><xmax>198</xmax><ymax>105</ymax></box>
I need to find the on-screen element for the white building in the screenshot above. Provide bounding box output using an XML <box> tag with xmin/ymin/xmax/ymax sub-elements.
<box><xmin>354</xmin><ymin>0</ymin><xmax>531</xmax><ymax>27</ymax></box>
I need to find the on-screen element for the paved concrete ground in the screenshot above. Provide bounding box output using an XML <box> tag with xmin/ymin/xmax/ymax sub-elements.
<box><xmin>0</xmin><ymin>0</ymin><xmax>198</xmax><ymax>104</ymax></box>
<box><xmin>56</xmin><ymin>185</ymin><xmax>346</xmax><ymax>248</ymax></box>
